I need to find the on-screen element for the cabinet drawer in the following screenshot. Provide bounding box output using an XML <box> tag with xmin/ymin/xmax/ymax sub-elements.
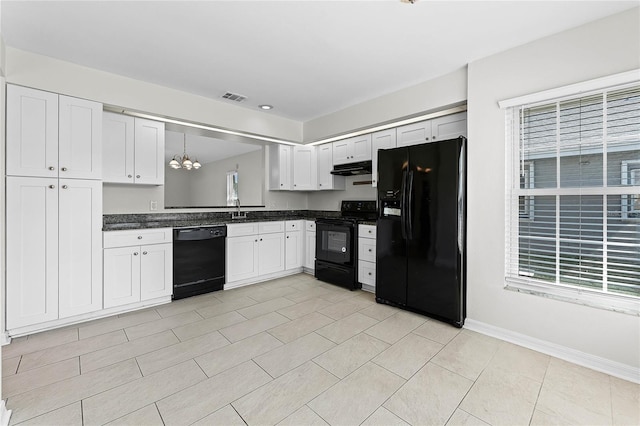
<box><xmin>104</xmin><ymin>228</ymin><xmax>172</xmax><ymax>248</ymax></box>
<box><xmin>285</xmin><ymin>220</ymin><xmax>303</xmax><ymax>232</ymax></box>
<box><xmin>358</xmin><ymin>238</ymin><xmax>376</xmax><ymax>263</ymax></box>
<box><xmin>259</xmin><ymin>221</ymin><xmax>285</xmax><ymax>234</ymax></box>
<box><xmin>358</xmin><ymin>224</ymin><xmax>376</xmax><ymax>239</ymax></box>
<box><xmin>227</xmin><ymin>222</ymin><xmax>259</xmax><ymax>238</ymax></box>
<box><xmin>358</xmin><ymin>261</ymin><xmax>376</xmax><ymax>286</ymax></box>
<box><xmin>306</xmin><ymin>221</ymin><xmax>316</xmax><ymax>232</ymax></box>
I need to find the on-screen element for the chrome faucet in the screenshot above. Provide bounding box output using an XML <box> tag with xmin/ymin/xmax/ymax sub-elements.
<box><xmin>231</xmin><ymin>198</ymin><xmax>247</xmax><ymax>219</ymax></box>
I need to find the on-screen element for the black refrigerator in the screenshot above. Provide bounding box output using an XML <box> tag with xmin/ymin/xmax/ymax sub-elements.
<box><xmin>376</xmin><ymin>137</ymin><xmax>466</xmax><ymax>327</ymax></box>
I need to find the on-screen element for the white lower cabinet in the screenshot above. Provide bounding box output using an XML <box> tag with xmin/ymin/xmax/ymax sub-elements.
<box><xmin>226</xmin><ymin>221</ymin><xmax>286</xmax><ymax>286</ymax></box>
<box><xmin>103</xmin><ymin>228</ymin><xmax>173</xmax><ymax>309</ymax></box>
<box><xmin>358</xmin><ymin>224</ymin><xmax>377</xmax><ymax>290</ymax></box>
<box><xmin>304</xmin><ymin>221</ymin><xmax>316</xmax><ymax>271</ymax></box>
<box><xmin>6</xmin><ymin>176</ymin><xmax>102</xmax><ymax>331</ymax></box>
<box><xmin>285</xmin><ymin>220</ymin><xmax>303</xmax><ymax>270</ymax></box>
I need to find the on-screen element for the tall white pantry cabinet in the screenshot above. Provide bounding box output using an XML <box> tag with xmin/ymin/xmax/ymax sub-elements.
<box><xmin>5</xmin><ymin>84</ymin><xmax>103</xmax><ymax>333</ymax></box>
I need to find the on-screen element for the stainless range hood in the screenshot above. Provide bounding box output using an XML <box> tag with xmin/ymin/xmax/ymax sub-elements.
<box><xmin>330</xmin><ymin>161</ymin><xmax>372</xmax><ymax>176</ymax></box>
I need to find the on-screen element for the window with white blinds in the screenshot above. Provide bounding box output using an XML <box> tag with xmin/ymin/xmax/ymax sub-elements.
<box><xmin>504</xmin><ymin>80</ymin><xmax>640</xmax><ymax>312</ymax></box>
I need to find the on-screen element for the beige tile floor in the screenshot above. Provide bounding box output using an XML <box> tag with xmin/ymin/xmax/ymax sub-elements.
<box><xmin>3</xmin><ymin>273</ymin><xmax>639</xmax><ymax>425</ymax></box>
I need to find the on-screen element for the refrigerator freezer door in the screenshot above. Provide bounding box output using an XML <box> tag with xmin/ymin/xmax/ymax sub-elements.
<box><xmin>406</xmin><ymin>140</ymin><xmax>463</xmax><ymax>325</ymax></box>
<box><xmin>376</xmin><ymin>147</ymin><xmax>409</xmax><ymax>305</ymax></box>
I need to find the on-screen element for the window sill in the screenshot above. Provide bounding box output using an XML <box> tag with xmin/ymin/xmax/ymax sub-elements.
<box><xmin>504</xmin><ymin>278</ymin><xmax>639</xmax><ymax>316</ymax></box>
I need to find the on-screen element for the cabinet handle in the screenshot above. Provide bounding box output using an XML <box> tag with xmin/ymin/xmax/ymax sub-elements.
<box><xmin>62</xmin><ymin>185</ymin><xmax>68</xmax><ymax>189</ymax></box>
<box><xmin>260</xmin><ymin>238</ymin><xmax>263</xmax><ymax>241</ymax></box>
<box><xmin>49</xmin><ymin>185</ymin><xmax>55</xmax><ymax>189</ymax></box>
<box><xmin>49</xmin><ymin>166</ymin><xmax>55</xmax><ymax>171</ymax></box>
<box><xmin>319</xmin><ymin>184</ymin><xmax>322</xmax><ymax>186</ymax></box>
<box><xmin>138</xmin><ymin>236</ymin><xmax>143</xmax><ymax>239</ymax></box>
<box><xmin>368</xmin><ymin>272</ymin><xmax>372</xmax><ymax>276</ymax></box>
<box><xmin>61</xmin><ymin>167</ymin><xmax>67</xmax><ymax>171</ymax></box>
<box><xmin>368</xmin><ymin>230</ymin><xmax>372</xmax><ymax>234</ymax></box>
<box><xmin>128</xmin><ymin>174</ymin><xmax>132</xmax><ymax>178</ymax></box>
<box><xmin>255</xmin><ymin>239</ymin><xmax>258</xmax><ymax>242</ymax></box>
<box><xmin>134</xmin><ymin>252</ymin><xmax>139</xmax><ymax>256</ymax></box>
<box><xmin>143</xmin><ymin>251</ymin><xmax>148</xmax><ymax>255</ymax></box>
<box><xmin>280</xmin><ymin>183</ymin><xmax>283</xmax><ymax>186</ymax></box>
<box><xmin>136</xmin><ymin>175</ymin><xmax>141</xmax><ymax>178</ymax></box>
<box><xmin>287</xmin><ymin>236</ymin><xmax>289</xmax><ymax>239</ymax></box>
<box><xmin>368</xmin><ymin>249</ymin><xmax>372</xmax><ymax>252</ymax></box>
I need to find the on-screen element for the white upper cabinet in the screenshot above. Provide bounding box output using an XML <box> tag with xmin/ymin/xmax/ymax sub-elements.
<box><xmin>134</xmin><ymin>118</ymin><xmax>165</xmax><ymax>185</ymax></box>
<box><xmin>58</xmin><ymin>95</ymin><xmax>102</xmax><ymax>180</ymax></box>
<box><xmin>7</xmin><ymin>85</ymin><xmax>102</xmax><ymax>180</ymax></box>
<box><xmin>371</xmin><ymin>129</ymin><xmax>397</xmax><ymax>187</ymax></box>
<box><xmin>332</xmin><ymin>134</ymin><xmax>372</xmax><ymax>165</ymax></box>
<box><xmin>432</xmin><ymin>111</ymin><xmax>468</xmax><ymax>141</ymax></box>
<box><xmin>269</xmin><ymin>144</ymin><xmax>293</xmax><ymax>190</ymax></box>
<box><xmin>397</xmin><ymin>112</ymin><xmax>467</xmax><ymax>147</ymax></box>
<box><xmin>103</xmin><ymin>114</ymin><xmax>165</xmax><ymax>185</ymax></box>
<box><xmin>317</xmin><ymin>143</ymin><xmax>345</xmax><ymax>191</ymax></box>
<box><xmin>292</xmin><ymin>145</ymin><xmax>317</xmax><ymax>191</ymax></box>
<box><xmin>103</xmin><ymin>112</ymin><xmax>135</xmax><ymax>183</ymax></box>
<box><xmin>397</xmin><ymin>120</ymin><xmax>433</xmax><ymax>148</ymax></box>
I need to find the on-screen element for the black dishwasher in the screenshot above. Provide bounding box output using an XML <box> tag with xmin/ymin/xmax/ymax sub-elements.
<box><xmin>173</xmin><ymin>226</ymin><xmax>226</xmax><ymax>300</ymax></box>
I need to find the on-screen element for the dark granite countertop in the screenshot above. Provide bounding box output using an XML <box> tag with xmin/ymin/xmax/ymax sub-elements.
<box><xmin>103</xmin><ymin>210</ymin><xmax>344</xmax><ymax>231</ymax></box>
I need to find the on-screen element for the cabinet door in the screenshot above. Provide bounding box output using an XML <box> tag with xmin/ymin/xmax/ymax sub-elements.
<box><xmin>304</xmin><ymin>231</ymin><xmax>316</xmax><ymax>270</ymax></box>
<box><xmin>6</xmin><ymin>177</ymin><xmax>59</xmax><ymax>329</ymax></box>
<box><xmin>6</xmin><ymin>85</ymin><xmax>59</xmax><ymax>178</ymax></box>
<box><xmin>269</xmin><ymin>145</ymin><xmax>292</xmax><ymax>190</ymax></box>
<box><xmin>317</xmin><ymin>143</ymin><xmax>345</xmax><ymax>190</ymax></box>
<box><xmin>432</xmin><ymin>112</ymin><xmax>467</xmax><ymax>141</ymax></box>
<box><xmin>140</xmin><ymin>243</ymin><xmax>173</xmax><ymax>300</ymax></box>
<box><xmin>285</xmin><ymin>231</ymin><xmax>303</xmax><ymax>270</ymax></box>
<box><xmin>104</xmin><ymin>246</ymin><xmax>141</xmax><ymax>308</ymax></box>
<box><xmin>279</xmin><ymin>145</ymin><xmax>293</xmax><ymax>190</ymax></box>
<box><xmin>103</xmin><ymin>112</ymin><xmax>135</xmax><ymax>183</ymax></box>
<box><xmin>134</xmin><ymin>118</ymin><xmax>165</xmax><ymax>185</ymax></box>
<box><xmin>259</xmin><ymin>232</ymin><xmax>285</xmax><ymax>275</ymax></box>
<box><xmin>58</xmin><ymin>179</ymin><xmax>103</xmax><ymax>318</ymax></box>
<box><xmin>58</xmin><ymin>96</ymin><xmax>103</xmax><ymax>180</ymax></box>
<box><xmin>397</xmin><ymin>120</ymin><xmax>432</xmax><ymax>147</ymax></box>
<box><xmin>351</xmin><ymin>134</ymin><xmax>372</xmax><ymax>162</ymax></box>
<box><xmin>292</xmin><ymin>145</ymin><xmax>317</xmax><ymax>190</ymax></box>
<box><xmin>372</xmin><ymin>129</ymin><xmax>397</xmax><ymax>187</ymax></box>
<box><xmin>227</xmin><ymin>235</ymin><xmax>260</xmax><ymax>283</ymax></box>
<box><xmin>332</xmin><ymin>139</ymin><xmax>351</xmax><ymax>165</ymax></box>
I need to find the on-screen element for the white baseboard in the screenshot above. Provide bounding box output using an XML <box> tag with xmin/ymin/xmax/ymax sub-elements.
<box><xmin>464</xmin><ymin>318</ymin><xmax>640</xmax><ymax>384</ymax></box>
<box><xmin>0</xmin><ymin>332</ymin><xmax>11</xmax><ymax>346</ymax></box>
<box><xmin>0</xmin><ymin>400</ymin><xmax>12</xmax><ymax>426</ymax></box>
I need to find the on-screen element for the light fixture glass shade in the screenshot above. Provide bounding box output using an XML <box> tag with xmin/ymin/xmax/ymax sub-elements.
<box><xmin>169</xmin><ymin>157</ymin><xmax>181</xmax><ymax>169</ymax></box>
<box><xmin>193</xmin><ymin>160</ymin><xmax>202</xmax><ymax>169</ymax></box>
<box><xmin>182</xmin><ymin>157</ymin><xmax>193</xmax><ymax>170</ymax></box>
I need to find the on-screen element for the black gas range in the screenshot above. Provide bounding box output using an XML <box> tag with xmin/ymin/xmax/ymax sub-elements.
<box><xmin>315</xmin><ymin>200</ymin><xmax>377</xmax><ymax>290</ymax></box>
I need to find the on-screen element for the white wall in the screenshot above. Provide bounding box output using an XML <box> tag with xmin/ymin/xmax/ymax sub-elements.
<box><xmin>5</xmin><ymin>48</ymin><xmax>302</xmax><ymax>143</ymax></box>
<box><xmin>307</xmin><ymin>177</ymin><xmax>376</xmax><ymax>211</ymax></box>
<box><xmin>304</xmin><ymin>67</ymin><xmax>467</xmax><ymax>141</ymax></box>
<box><xmin>467</xmin><ymin>8</ymin><xmax>640</xmax><ymax>371</ymax></box>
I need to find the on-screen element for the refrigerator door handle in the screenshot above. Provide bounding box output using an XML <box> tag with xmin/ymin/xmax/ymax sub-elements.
<box><xmin>407</xmin><ymin>170</ymin><xmax>414</xmax><ymax>240</ymax></box>
<box><xmin>400</xmin><ymin>169</ymin><xmax>408</xmax><ymax>240</ymax></box>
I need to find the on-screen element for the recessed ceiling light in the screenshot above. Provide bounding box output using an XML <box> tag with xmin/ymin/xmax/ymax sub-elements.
<box><xmin>259</xmin><ymin>105</ymin><xmax>273</xmax><ymax>110</ymax></box>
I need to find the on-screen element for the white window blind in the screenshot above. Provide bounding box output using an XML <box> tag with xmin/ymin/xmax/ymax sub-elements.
<box><xmin>505</xmin><ymin>82</ymin><xmax>640</xmax><ymax>310</ymax></box>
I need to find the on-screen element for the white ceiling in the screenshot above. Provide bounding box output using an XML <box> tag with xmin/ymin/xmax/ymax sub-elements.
<box><xmin>165</xmin><ymin>130</ymin><xmax>261</xmax><ymax>165</ymax></box>
<box><xmin>2</xmin><ymin>1</ymin><xmax>637</xmax><ymax>122</ymax></box>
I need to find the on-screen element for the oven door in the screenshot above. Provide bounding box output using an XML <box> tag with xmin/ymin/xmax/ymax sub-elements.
<box><xmin>315</xmin><ymin>221</ymin><xmax>354</xmax><ymax>265</ymax></box>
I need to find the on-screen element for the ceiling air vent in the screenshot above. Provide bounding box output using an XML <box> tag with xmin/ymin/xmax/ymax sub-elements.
<box><xmin>221</xmin><ymin>92</ymin><xmax>247</xmax><ymax>103</ymax></box>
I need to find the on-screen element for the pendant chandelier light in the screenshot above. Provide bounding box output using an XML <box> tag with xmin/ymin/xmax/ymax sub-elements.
<box><xmin>169</xmin><ymin>134</ymin><xmax>201</xmax><ymax>170</ymax></box>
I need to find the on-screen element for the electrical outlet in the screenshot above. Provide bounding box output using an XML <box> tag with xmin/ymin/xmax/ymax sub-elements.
<box><xmin>150</xmin><ymin>200</ymin><xmax>158</xmax><ymax>211</ymax></box>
